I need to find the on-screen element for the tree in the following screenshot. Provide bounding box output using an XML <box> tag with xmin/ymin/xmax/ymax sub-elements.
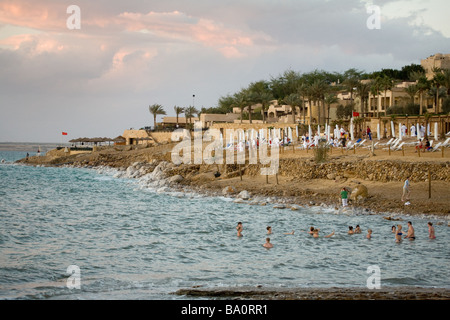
<box><xmin>232</xmin><ymin>92</ymin><xmax>250</xmax><ymax>124</ymax></box>
<box><xmin>380</xmin><ymin>75</ymin><xmax>394</xmax><ymax>116</ymax></box>
<box><xmin>410</xmin><ymin>71</ymin><xmax>430</xmax><ymax>115</ymax></box>
<box><xmin>432</xmin><ymin>67</ymin><xmax>445</xmax><ymax>113</ymax></box>
<box><xmin>282</xmin><ymin>93</ymin><xmax>302</xmax><ymax>124</ymax></box>
<box><xmin>253</xmin><ymin>91</ymin><xmax>274</xmax><ymax>123</ymax></box>
<box><xmin>369</xmin><ymin>77</ymin><xmax>382</xmax><ymax>117</ymax></box>
<box><xmin>324</xmin><ymin>93</ymin><xmax>339</xmax><ymax>125</ymax></box>
<box><xmin>149</xmin><ymin>104</ymin><xmax>166</xmax><ymax>130</ymax></box>
<box><xmin>184</xmin><ymin>105</ymin><xmax>198</xmax><ymax>127</ymax></box>
<box><xmin>356</xmin><ymin>81</ymin><xmax>371</xmax><ymax>116</ymax></box>
<box><xmin>173</xmin><ymin>106</ymin><xmax>184</xmax><ymax>127</ymax></box>
<box><xmin>404</xmin><ymin>84</ymin><xmax>418</xmax><ymax>105</ymax></box>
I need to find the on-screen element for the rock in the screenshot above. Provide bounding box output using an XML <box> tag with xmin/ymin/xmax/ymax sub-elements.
<box><xmin>169</xmin><ymin>175</ymin><xmax>184</xmax><ymax>183</ymax></box>
<box><xmin>273</xmin><ymin>204</ymin><xmax>286</xmax><ymax>209</ymax></box>
<box><xmin>238</xmin><ymin>190</ymin><xmax>250</xmax><ymax>200</ymax></box>
<box><xmin>350</xmin><ymin>184</ymin><xmax>368</xmax><ymax>201</ymax></box>
<box><xmin>327</xmin><ymin>173</ymin><xmax>336</xmax><ymax>180</ymax></box>
<box><xmin>222</xmin><ymin>186</ymin><xmax>237</xmax><ymax>195</ymax></box>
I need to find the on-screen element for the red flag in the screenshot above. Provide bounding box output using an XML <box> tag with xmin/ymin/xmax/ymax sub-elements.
<box><xmin>62</xmin><ymin>132</ymin><xmax>68</xmax><ymax>135</ymax></box>
<box><xmin>352</xmin><ymin>112</ymin><xmax>360</xmax><ymax>117</ymax></box>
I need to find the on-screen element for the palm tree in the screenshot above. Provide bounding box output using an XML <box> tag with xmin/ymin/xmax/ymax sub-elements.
<box><xmin>356</xmin><ymin>81</ymin><xmax>371</xmax><ymax>116</ymax></box>
<box><xmin>370</xmin><ymin>77</ymin><xmax>382</xmax><ymax>117</ymax></box>
<box><xmin>253</xmin><ymin>91</ymin><xmax>274</xmax><ymax>123</ymax></box>
<box><xmin>184</xmin><ymin>105</ymin><xmax>198</xmax><ymax>128</ymax></box>
<box><xmin>380</xmin><ymin>75</ymin><xmax>394</xmax><ymax>116</ymax></box>
<box><xmin>309</xmin><ymin>79</ymin><xmax>328</xmax><ymax>125</ymax></box>
<box><xmin>404</xmin><ymin>84</ymin><xmax>418</xmax><ymax>105</ymax></box>
<box><xmin>442</xmin><ymin>68</ymin><xmax>450</xmax><ymax>95</ymax></box>
<box><xmin>410</xmin><ymin>70</ymin><xmax>429</xmax><ymax>115</ymax></box>
<box><xmin>173</xmin><ymin>106</ymin><xmax>184</xmax><ymax>127</ymax></box>
<box><xmin>233</xmin><ymin>93</ymin><xmax>250</xmax><ymax>124</ymax></box>
<box><xmin>432</xmin><ymin>67</ymin><xmax>446</xmax><ymax>113</ymax></box>
<box><xmin>282</xmin><ymin>93</ymin><xmax>302</xmax><ymax>124</ymax></box>
<box><xmin>149</xmin><ymin>104</ymin><xmax>166</xmax><ymax>130</ymax></box>
<box><xmin>324</xmin><ymin>93</ymin><xmax>339</xmax><ymax>125</ymax></box>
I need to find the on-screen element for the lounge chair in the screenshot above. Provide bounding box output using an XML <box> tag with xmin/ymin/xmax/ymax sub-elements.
<box><xmin>393</xmin><ymin>141</ymin><xmax>405</xmax><ymax>151</ymax></box>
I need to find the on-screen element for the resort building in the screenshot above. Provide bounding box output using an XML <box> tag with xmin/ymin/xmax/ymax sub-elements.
<box><xmin>421</xmin><ymin>53</ymin><xmax>450</xmax><ymax>79</ymax></box>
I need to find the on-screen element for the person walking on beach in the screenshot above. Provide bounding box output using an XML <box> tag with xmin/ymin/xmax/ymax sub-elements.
<box><xmin>401</xmin><ymin>177</ymin><xmax>411</xmax><ymax>204</ymax></box>
<box><xmin>263</xmin><ymin>238</ymin><xmax>273</xmax><ymax>248</ymax></box>
<box><xmin>404</xmin><ymin>221</ymin><xmax>415</xmax><ymax>240</ymax></box>
<box><xmin>428</xmin><ymin>222</ymin><xmax>436</xmax><ymax>239</ymax></box>
<box><xmin>236</xmin><ymin>222</ymin><xmax>243</xmax><ymax>237</ymax></box>
<box><xmin>366</xmin><ymin>126</ymin><xmax>372</xmax><ymax>140</ymax></box>
<box><xmin>340</xmin><ymin>187</ymin><xmax>349</xmax><ymax>207</ymax></box>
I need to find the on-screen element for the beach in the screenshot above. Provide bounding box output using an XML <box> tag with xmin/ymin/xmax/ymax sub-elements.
<box><xmin>18</xmin><ymin>137</ymin><xmax>450</xmax><ymax>218</ymax></box>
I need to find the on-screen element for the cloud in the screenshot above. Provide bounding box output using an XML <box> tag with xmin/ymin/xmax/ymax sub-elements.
<box><xmin>0</xmin><ymin>0</ymin><xmax>449</xmax><ymax>142</ymax></box>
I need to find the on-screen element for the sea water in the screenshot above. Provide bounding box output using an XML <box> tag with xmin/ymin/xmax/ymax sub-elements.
<box><xmin>0</xmin><ymin>150</ymin><xmax>449</xmax><ymax>300</ymax></box>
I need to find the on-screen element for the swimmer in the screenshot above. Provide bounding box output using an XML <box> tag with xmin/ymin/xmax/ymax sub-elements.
<box><xmin>395</xmin><ymin>224</ymin><xmax>403</xmax><ymax>242</ymax></box>
<box><xmin>428</xmin><ymin>222</ymin><xmax>436</xmax><ymax>239</ymax></box>
<box><xmin>391</xmin><ymin>226</ymin><xmax>397</xmax><ymax>233</ymax></box>
<box><xmin>354</xmin><ymin>225</ymin><xmax>361</xmax><ymax>234</ymax></box>
<box><xmin>348</xmin><ymin>226</ymin><xmax>354</xmax><ymax>235</ymax></box>
<box><xmin>404</xmin><ymin>221</ymin><xmax>415</xmax><ymax>240</ymax></box>
<box><xmin>312</xmin><ymin>228</ymin><xmax>334</xmax><ymax>238</ymax></box>
<box><xmin>266</xmin><ymin>226</ymin><xmax>272</xmax><ymax>235</ymax></box>
<box><xmin>366</xmin><ymin>229</ymin><xmax>372</xmax><ymax>239</ymax></box>
<box><xmin>236</xmin><ymin>222</ymin><xmax>243</xmax><ymax>237</ymax></box>
<box><xmin>307</xmin><ymin>226</ymin><xmax>315</xmax><ymax>234</ymax></box>
<box><xmin>284</xmin><ymin>230</ymin><xmax>295</xmax><ymax>235</ymax></box>
<box><xmin>263</xmin><ymin>237</ymin><xmax>273</xmax><ymax>248</ymax></box>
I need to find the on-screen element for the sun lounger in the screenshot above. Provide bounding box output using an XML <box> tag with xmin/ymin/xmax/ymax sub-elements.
<box><xmin>393</xmin><ymin>141</ymin><xmax>405</xmax><ymax>151</ymax></box>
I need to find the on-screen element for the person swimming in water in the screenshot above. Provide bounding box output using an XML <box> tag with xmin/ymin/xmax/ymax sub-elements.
<box><xmin>236</xmin><ymin>222</ymin><xmax>243</xmax><ymax>237</ymax></box>
<box><xmin>312</xmin><ymin>228</ymin><xmax>334</xmax><ymax>238</ymax></box>
<box><xmin>263</xmin><ymin>237</ymin><xmax>273</xmax><ymax>248</ymax></box>
<box><xmin>366</xmin><ymin>229</ymin><xmax>372</xmax><ymax>239</ymax></box>
<box><xmin>348</xmin><ymin>226</ymin><xmax>354</xmax><ymax>235</ymax></box>
<box><xmin>266</xmin><ymin>226</ymin><xmax>272</xmax><ymax>235</ymax></box>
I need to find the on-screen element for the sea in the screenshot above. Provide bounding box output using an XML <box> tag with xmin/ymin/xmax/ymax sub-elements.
<box><xmin>0</xmin><ymin>144</ymin><xmax>449</xmax><ymax>300</ymax></box>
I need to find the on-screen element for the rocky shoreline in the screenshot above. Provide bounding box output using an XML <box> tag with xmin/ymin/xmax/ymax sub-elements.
<box><xmin>16</xmin><ymin>143</ymin><xmax>450</xmax><ymax>219</ymax></box>
<box><xmin>174</xmin><ymin>286</ymin><xmax>450</xmax><ymax>300</ymax></box>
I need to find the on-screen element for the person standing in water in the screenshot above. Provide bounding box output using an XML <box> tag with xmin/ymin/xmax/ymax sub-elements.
<box><xmin>236</xmin><ymin>222</ymin><xmax>243</xmax><ymax>237</ymax></box>
<box><xmin>428</xmin><ymin>222</ymin><xmax>436</xmax><ymax>239</ymax></box>
<box><xmin>404</xmin><ymin>221</ymin><xmax>415</xmax><ymax>240</ymax></box>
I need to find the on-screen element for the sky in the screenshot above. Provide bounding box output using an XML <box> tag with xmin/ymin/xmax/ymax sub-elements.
<box><xmin>0</xmin><ymin>0</ymin><xmax>449</xmax><ymax>142</ymax></box>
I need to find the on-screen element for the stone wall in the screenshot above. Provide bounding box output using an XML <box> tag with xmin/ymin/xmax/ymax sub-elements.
<box><xmin>245</xmin><ymin>159</ymin><xmax>450</xmax><ymax>182</ymax></box>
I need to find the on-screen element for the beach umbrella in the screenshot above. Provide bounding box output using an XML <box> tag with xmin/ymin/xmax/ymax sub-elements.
<box><xmin>391</xmin><ymin>121</ymin><xmax>395</xmax><ymax>138</ymax></box>
<box><xmin>434</xmin><ymin>122</ymin><xmax>439</xmax><ymax>140</ymax></box>
<box><xmin>350</xmin><ymin>118</ymin><xmax>354</xmax><ymax>140</ymax></box>
<box><xmin>398</xmin><ymin>123</ymin><xmax>402</xmax><ymax>140</ymax></box>
<box><xmin>377</xmin><ymin>123</ymin><xmax>381</xmax><ymax>140</ymax></box>
<box><xmin>416</xmin><ymin>123</ymin><xmax>420</xmax><ymax>140</ymax></box>
<box><xmin>308</xmin><ymin>125</ymin><xmax>312</xmax><ymax>140</ymax></box>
